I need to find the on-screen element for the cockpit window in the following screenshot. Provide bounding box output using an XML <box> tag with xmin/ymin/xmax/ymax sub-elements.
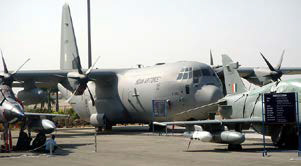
<box><xmin>193</xmin><ymin>70</ymin><xmax>201</xmax><ymax>83</ymax></box>
<box><xmin>202</xmin><ymin>68</ymin><xmax>211</xmax><ymax>76</ymax></box>
<box><xmin>177</xmin><ymin>67</ymin><xmax>192</xmax><ymax>80</ymax></box>
<box><xmin>183</xmin><ymin>73</ymin><xmax>188</xmax><ymax>79</ymax></box>
<box><xmin>177</xmin><ymin>73</ymin><xmax>183</xmax><ymax>80</ymax></box>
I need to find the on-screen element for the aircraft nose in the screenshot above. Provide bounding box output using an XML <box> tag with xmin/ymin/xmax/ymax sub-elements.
<box><xmin>3</xmin><ymin>102</ymin><xmax>24</xmax><ymax>123</ymax></box>
<box><xmin>194</xmin><ymin>85</ymin><xmax>223</xmax><ymax>105</ymax></box>
<box><xmin>11</xmin><ymin>106</ymin><xmax>25</xmax><ymax>119</ymax></box>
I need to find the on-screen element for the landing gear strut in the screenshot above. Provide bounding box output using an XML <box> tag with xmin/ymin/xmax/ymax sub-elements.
<box><xmin>271</xmin><ymin>126</ymin><xmax>298</xmax><ymax>149</ymax></box>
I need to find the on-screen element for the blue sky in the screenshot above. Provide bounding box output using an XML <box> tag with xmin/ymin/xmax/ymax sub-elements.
<box><xmin>0</xmin><ymin>0</ymin><xmax>300</xmax><ymax>71</ymax></box>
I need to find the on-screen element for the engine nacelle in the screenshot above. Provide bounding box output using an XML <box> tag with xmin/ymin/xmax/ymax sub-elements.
<box><xmin>28</xmin><ymin>119</ymin><xmax>56</xmax><ymax>134</ymax></box>
<box><xmin>90</xmin><ymin>113</ymin><xmax>105</xmax><ymax>127</ymax></box>
<box><xmin>17</xmin><ymin>88</ymin><xmax>48</xmax><ymax>105</ymax></box>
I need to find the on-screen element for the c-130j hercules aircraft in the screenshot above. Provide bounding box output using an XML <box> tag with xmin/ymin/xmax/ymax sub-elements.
<box><xmin>11</xmin><ymin>4</ymin><xmax>224</xmax><ymax>130</ymax></box>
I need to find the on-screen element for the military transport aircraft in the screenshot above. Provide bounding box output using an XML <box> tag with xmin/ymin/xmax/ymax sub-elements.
<box><xmin>7</xmin><ymin>3</ymin><xmax>301</xmax><ymax>131</ymax></box>
<box><xmin>211</xmin><ymin>50</ymin><xmax>301</xmax><ymax>86</ymax></box>
<box><xmin>7</xmin><ymin>4</ymin><xmax>225</xmax><ymax>130</ymax></box>
<box><xmin>157</xmin><ymin>54</ymin><xmax>301</xmax><ymax>150</ymax></box>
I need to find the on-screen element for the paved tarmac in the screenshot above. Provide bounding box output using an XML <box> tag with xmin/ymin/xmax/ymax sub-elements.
<box><xmin>0</xmin><ymin>126</ymin><xmax>301</xmax><ymax>166</ymax></box>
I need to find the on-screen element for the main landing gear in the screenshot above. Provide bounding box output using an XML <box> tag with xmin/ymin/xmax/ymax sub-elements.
<box><xmin>227</xmin><ymin>144</ymin><xmax>242</xmax><ymax>151</ymax></box>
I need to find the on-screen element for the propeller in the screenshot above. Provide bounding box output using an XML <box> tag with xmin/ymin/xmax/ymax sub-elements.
<box><xmin>259</xmin><ymin>50</ymin><xmax>284</xmax><ymax>82</ymax></box>
<box><xmin>210</xmin><ymin>49</ymin><xmax>213</xmax><ymax>66</ymax></box>
<box><xmin>0</xmin><ymin>49</ymin><xmax>30</xmax><ymax>86</ymax></box>
<box><xmin>66</xmin><ymin>55</ymin><xmax>100</xmax><ymax>106</ymax></box>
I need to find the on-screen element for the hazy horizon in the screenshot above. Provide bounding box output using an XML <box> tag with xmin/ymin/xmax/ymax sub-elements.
<box><xmin>0</xmin><ymin>0</ymin><xmax>300</xmax><ymax>72</ymax></box>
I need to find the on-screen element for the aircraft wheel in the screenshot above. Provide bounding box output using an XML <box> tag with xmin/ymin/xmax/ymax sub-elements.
<box><xmin>271</xmin><ymin>126</ymin><xmax>298</xmax><ymax>149</ymax></box>
<box><xmin>228</xmin><ymin>144</ymin><xmax>242</xmax><ymax>151</ymax></box>
<box><xmin>149</xmin><ymin>123</ymin><xmax>166</xmax><ymax>132</ymax></box>
<box><xmin>104</xmin><ymin>124</ymin><xmax>113</xmax><ymax>131</ymax></box>
<box><xmin>96</xmin><ymin>127</ymin><xmax>103</xmax><ymax>133</ymax></box>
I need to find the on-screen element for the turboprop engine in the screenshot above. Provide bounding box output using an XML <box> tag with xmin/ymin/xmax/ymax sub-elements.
<box><xmin>90</xmin><ymin>113</ymin><xmax>106</xmax><ymax>127</ymax></box>
<box><xmin>28</xmin><ymin>119</ymin><xmax>56</xmax><ymax>134</ymax></box>
<box><xmin>17</xmin><ymin>88</ymin><xmax>48</xmax><ymax>105</ymax></box>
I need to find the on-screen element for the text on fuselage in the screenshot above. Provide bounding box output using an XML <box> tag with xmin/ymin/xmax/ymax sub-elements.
<box><xmin>135</xmin><ymin>76</ymin><xmax>161</xmax><ymax>85</ymax></box>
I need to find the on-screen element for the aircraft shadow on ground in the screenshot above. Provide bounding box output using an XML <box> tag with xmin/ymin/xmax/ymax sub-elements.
<box><xmin>52</xmin><ymin>143</ymin><xmax>93</xmax><ymax>156</ymax></box>
<box><xmin>185</xmin><ymin>143</ymin><xmax>297</xmax><ymax>153</ymax></box>
<box><xmin>55</xmin><ymin>126</ymin><xmax>154</xmax><ymax>138</ymax></box>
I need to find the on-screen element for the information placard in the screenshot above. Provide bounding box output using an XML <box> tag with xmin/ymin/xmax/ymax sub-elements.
<box><xmin>152</xmin><ymin>100</ymin><xmax>167</xmax><ymax>117</ymax></box>
<box><xmin>264</xmin><ymin>93</ymin><xmax>296</xmax><ymax>124</ymax></box>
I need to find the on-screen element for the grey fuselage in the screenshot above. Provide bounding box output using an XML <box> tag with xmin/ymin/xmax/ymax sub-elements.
<box><xmin>220</xmin><ymin>78</ymin><xmax>301</xmax><ymax>135</ymax></box>
<box><xmin>61</xmin><ymin>61</ymin><xmax>223</xmax><ymax>126</ymax></box>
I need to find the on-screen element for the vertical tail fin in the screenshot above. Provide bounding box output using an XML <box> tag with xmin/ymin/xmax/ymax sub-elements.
<box><xmin>222</xmin><ymin>54</ymin><xmax>246</xmax><ymax>95</ymax></box>
<box><xmin>60</xmin><ymin>4</ymin><xmax>81</xmax><ymax>70</ymax></box>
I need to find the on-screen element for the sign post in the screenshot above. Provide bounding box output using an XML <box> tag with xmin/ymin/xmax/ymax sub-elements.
<box><xmin>263</xmin><ymin>92</ymin><xmax>298</xmax><ymax>157</ymax></box>
<box><xmin>261</xmin><ymin>94</ymin><xmax>267</xmax><ymax>157</ymax></box>
<box><xmin>295</xmin><ymin>93</ymin><xmax>301</xmax><ymax>157</ymax></box>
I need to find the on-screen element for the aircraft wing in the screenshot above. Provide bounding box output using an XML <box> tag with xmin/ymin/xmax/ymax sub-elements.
<box><xmin>24</xmin><ymin>112</ymin><xmax>69</xmax><ymax>118</ymax></box>
<box><xmin>161</xmin><ymin>117</ymin><xmax>262</xmax><ymax>126</ymax></box>
<box><xmin>173</xmin><ymin>100</ymin><xmax>227</xmax><ymax>121</ymax></box>
<box><xmin>214</xmin><ymin>66</ymin><xmax>301</xmax><ymax>86</ymax></box>
<box><xmin>278</xmin><ymin>67</ymin><xmax>301</xmax><ymax>75</ymax></box>
<box><xmin>12</xmin><ymin>69</ymin><xmax>128</xmax><ymax>88</ymax></box>
<box><xmin>237</xmin><ymin>67</ymin><xmax>301</xmax><ymax>77</ymax></box>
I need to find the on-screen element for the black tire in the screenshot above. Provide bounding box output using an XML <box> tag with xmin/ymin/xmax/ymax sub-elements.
<box><xmin>228</xmin><ymin>144</ymin><xmax>242</xmax><ymax>151</ymax></box>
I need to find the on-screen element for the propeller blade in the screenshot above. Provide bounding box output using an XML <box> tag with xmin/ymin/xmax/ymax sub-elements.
<box><xmin>87</xmin><ymin>86</ymin><xmax>95</xmax><ymax>106</ymax></box>
<box><xmin>210</xmin><ymin>49</ymin><xmax>213</xmax><ymax>66</ymax></box>
<box><xmin>1</xmin><ymin>50</ymin><xmax>8</xmax><ymax>74</ymax></box>
<box><xmin>53</xmin><ymin>74</ymin><xmax>66</xmax><ymax>78</ymax></box>
<box><xmin>275</xmin><ymin>49</ymin><xmax>285</xmax><ymax>70</ymax></box>
<box><xmin>66</xmin><ymin>85</ymin><xmax>79</xmax><ymax>103</ymax></box>
<box><xmin>85</xmin><ymin>56</ymin><xmax>100</xmax><ymax>75</ymax></box>
<box><xmin>260</xmin><ymin>52</ymin><xmax>276</xmax><ymax>72</ymax></box>
<box><xmin>11</xmin><ymin>58</ymin><xmax>30</xmax><ymax>75</ymax></box>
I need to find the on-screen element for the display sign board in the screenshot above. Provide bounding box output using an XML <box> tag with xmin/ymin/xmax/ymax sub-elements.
<box><xmin>264</xmin><ymin>92</ymin><xmax>296</xmax><ymax>124</ymax></box>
